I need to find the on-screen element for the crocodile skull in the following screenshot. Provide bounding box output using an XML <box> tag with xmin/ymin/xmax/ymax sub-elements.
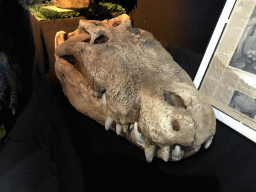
<box><xmin>54</xmin><ymin>14</ymin><xmax>216</xmax><ymax>163</ymax></box>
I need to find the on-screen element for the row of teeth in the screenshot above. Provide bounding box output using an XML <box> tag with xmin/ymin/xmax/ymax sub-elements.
<box><xmin>90</xmin><ymin>89</ymin><xmax>214</xmax><ymax>163</ymax></box>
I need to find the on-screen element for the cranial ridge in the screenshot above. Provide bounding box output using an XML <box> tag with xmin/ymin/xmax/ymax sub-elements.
<box><xmin>54</xmin><ymin>14</ymin><xmax>216</xmax><ymax>163</ymax></box>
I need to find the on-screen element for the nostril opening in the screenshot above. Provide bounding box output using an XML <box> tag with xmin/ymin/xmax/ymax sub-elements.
<box><xmin>59</xmin><ymin>55</ymin><xmax>82</xmax><ymax>72</ymax></box>
<box><xmin>164</xmin><ymin>92</ymin><xmax>175</xmax><ymax>106</ymax></box>
<box><xmin>172</xmin><ymin>120</ymin><xmax>180</xmax><ymax>131</ymax></box>
<box><xmin>94</xmin><ymin>35</ymin><xmax>109</xmax><ymax>44</ymax></box>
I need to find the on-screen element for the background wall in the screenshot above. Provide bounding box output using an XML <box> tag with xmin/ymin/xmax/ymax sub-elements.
<box><xmin>18</xmin><ymin>0</ymin><xmax>44</xmax><ymax>7</ymax></box>
<box><xmin>109</xmin><ymin>0</ymin><xmax>226</xmax><ymax>54</ymax></box>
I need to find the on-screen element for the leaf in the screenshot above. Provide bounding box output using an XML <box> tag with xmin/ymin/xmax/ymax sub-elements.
<box><xmin>0</xmin><ymin>124</ymin><xmax>6</xmax><ymax>140</ymax></box>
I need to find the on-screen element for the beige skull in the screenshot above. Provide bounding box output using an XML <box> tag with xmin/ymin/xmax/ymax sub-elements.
<box><xmin>54</xmin><ymin>14</ymin><xmax>216</xmax><ymax>163</ymax></box>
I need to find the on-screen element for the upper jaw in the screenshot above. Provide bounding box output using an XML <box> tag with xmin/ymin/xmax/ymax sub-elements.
<box><xmin>104</xmin><ymin>115</ymin><xmax>213</xmax><ymax>163</ymax></box>
<box><xmin>87</xmin><ymin>87</ymin><xmax>199</xmax><ymax>163</ymax></box>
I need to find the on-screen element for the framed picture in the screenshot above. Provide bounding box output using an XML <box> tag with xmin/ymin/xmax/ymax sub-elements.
<box><xmin>194</xmin><ymin>0</ymin><xmax>256</xmax><ymax>143</ymax></box>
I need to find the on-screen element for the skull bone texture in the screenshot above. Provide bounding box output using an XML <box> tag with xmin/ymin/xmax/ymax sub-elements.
<box><xmin>54</xmin><ymin>14</ymin><xmax>216</xmax><ymax>163</ymax></box>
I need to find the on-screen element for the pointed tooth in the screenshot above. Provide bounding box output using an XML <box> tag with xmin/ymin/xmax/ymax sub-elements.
<box><xmin>204</xmin><ymin>136</ymin><xmax>213</xmax><ymax>149</ymax></box>
<box><xmin>134</xmin><ymin>122</ymin><xmax>144</xmax><ymax>144</ymax></box>
<box><xmin>171</xmin><ymin>145</ymin><xmax>184</xmax><ymax>161</ymax></box>
<box><xmin>130</xmin><ymin>123</ymin><xmax>134</xmax><ymax>130</ymax></box>
<box><xmin>90</xmin><ymin>90</ymin><xmax>94</xmax><ymax>96</ymax></box>
<box><xmin>105</xmin><ymin>116</ymin><xmax>114</xmax><ymax>131</ymax></box>
<box><xmin>94</xmin><ymin>91</ymin><xmax>102</xmax><ymax>98</ymax></box>
<box><xmin>116</xmin><ymin>124</ymin><xmax>122</xmax><ymax>135</ymax></box>
<box><xmin>172</xmin><ymin>145</ymin><xmax>182</xmax><ymax>158</ymax></box>
<box><xmin>144</xmin><ymin>144</ymin><xmax>155</xmax><ymax>163</ymax></box>
<box><xmin>134</xmin><ymin>122</ymin><xmax>138</xmax><ymax>129</ymax></box>
<box><xmin>160</xmin><ymin>146</ymin><xmax>171</xmax><ymax>162</ymax></box>
<box><xmin>102</xmin><ymin>93</ymin><xmax>107</xmax><ymax>105</ymax></box>
<box><xmin>122</xmin><ymin>124</ymin><xmax>129</xmax><ymax>133</ymax></box>
<box><xmin>90</xmin><ymin>90</ymin><xmax>102</xmax><ymax>98</ymax></box>
<box><xmin>93</xmin><ymin>91</ymin><xmax>97</xmax><ymax>97</ymax></box>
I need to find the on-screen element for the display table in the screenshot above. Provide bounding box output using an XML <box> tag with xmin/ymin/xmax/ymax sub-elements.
<box><xmin>29</xmin><ymin>13</ymin><xmax>86</xmax><ymax>83</ymax></box>
<box><xmin>29</xmin><ymin>13</ymin><xmax>256</xmax><ymax>191</ymax></box>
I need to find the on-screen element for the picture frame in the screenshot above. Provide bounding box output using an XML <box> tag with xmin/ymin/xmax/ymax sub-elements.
<box><xmin>194</xmin><ymin>0</ymin><xmax>256</xmax><ymax>143</ymax></box>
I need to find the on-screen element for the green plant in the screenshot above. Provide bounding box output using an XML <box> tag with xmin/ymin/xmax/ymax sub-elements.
<box><xmin>28</xmin><ymin>3</ymin><xmax>80</xmax><ymax>20</ymax></box>
<box><xmin>99</xmin><ymin>2</ymin><xmax>126</xmax><ymax>14</ymax></box>
<box><xmin>42</xmin><ymin>1</ymin><xmax>54</xmax><ymax>6</ymax></box>
<box><xmin>84</xmin><ymin>1</ymin><xmax>126</xmax><ymax>15</ymax></box>
<box><xmin>28</xmin><ymin>1</ymin><xmax>126</xmax><ymax>20</ymax></box>
<box><xmin>28</xmin><ymin>3</ymin><xmax>62</xmax><ymax>20</ymax></box>
<box><xmin>0</xmin><ymin>124</ymin><xmax>6</xmax><ymax>140</ymax></box>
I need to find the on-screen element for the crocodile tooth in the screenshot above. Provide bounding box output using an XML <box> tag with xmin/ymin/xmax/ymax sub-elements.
<box><xmin>172</xmin><ymin>145</ymin><xmax>182</xmax><ymax>158</ymax></box>
<box><xmin>134</xmin><ymin>122</ymin><xmax>144</xmax><ymax>144</ymax></box>
<box><xmin>122</xmin><ymin>124</ymin><xmax>129</xmax><ymax>133</ymax></box>
<box><xmin>116</xmin><ymin>124</ymin><xmax>122</xmax><ymax>135</ymax></box>
<box><xmin>90</xmin><ymin>90</ymin><xmax>102</xmax><ymax>98</ymax></box>
<box><xmin>160</xmin><ymin>146</ymin><xmax>171</xmax><ymax>162</ymax></box>
<box><xmin>204</xmin><ymin>136</ymin><xmax>213</xmax><ymax>149</ymax></box>
<box><xmin>90</xmin><ymin>90</ymin><xmax>94</xmax><ymax>96</ymax></box>
<box><xmin>102</xmin><ymin>93</ymin><xmax>107</xmax><ymax>105</ymax></box>
<box><xmin>94</xmin><ymin>91</ymin><xmax>102</xmax><ymax>98</ymax></box>
<box><xmin>144</xmin><ymin>144</ymin><xmax>155</xmax><ymax>163</ymax></box>
<box><xmin>129</xmin><ymin>123</ymin><xmax>134</xmax><ymax>130</ymax></box>
<box><xmin>105</xmin><ymin>116</ymin><xmax>114</xmax><ymax>131</ymax></box>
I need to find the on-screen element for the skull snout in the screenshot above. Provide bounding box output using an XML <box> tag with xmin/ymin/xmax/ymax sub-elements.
<box><xmin>54</xmin><ymin>14</ymin><xmax>216</xmax><ymax>163</ymax></box>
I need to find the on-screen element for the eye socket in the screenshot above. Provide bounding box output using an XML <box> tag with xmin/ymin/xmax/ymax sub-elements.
<box><xmin>127</xmin><ymin>26</ymin><xmax>141</xmax><ymax>35</ymax></box>
<box><xmin>133</xmin><ymin>28</ymin><xmax>141</xmax><ymax>35</ymax></box>
<box><xmin>164</xmin><ymin>91</ymin><xmax>186</xmax><ymax>108</ymax></box>
<box><xmin>59</xmin><ymin>55</ymin><xmax>82</xmax><ymax>72</ymax></box>
<box><xmin>92</xmin><ymin>21</ymin><xmax>106</xmax><ymax>26</ymax></box>
<box><xmin>112</xmin><ymin>21</ymin><xmax>121</xmax><ymax>27</ymax></box>
<box><xmin>59</xmin><ymin>55</ymin><xmax>77</xmax><ymax>65</ymax></box>
<box><xmin>94</xmin><ymin>35</ymin><xmax>109</xmax><ymax>44</ymax></box>
<box><xmin>82</xmin><ymin>39</ymin><xmax>90</xmax><ymax>43</ymax></box>
<box><xmin>80</xmin><ymin>27</ymin><xmax>90</xmax><ymax>34</ymax></box>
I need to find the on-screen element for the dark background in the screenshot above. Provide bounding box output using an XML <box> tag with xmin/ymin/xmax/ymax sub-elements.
<box><xmin>109</xmin><ymin>0</ymin><xmax>226</xmax><ymax>54</ymax></box>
